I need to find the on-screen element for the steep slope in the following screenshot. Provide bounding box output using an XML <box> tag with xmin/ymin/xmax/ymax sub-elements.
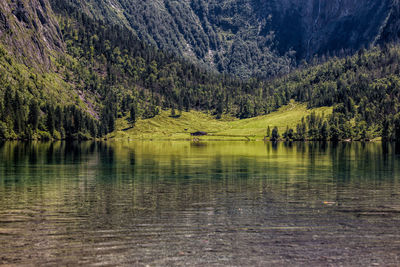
<box><xmin>265</xmin><ymin>0</ymin><xmax>393</xmax><ymax>58</ymax></box>
<box><xmin>1</xmin><ymin>0</ymin><xmax>400</xmax><ymax>142</ymax></box>
<box><xmin>55</xmin><ymin>0</ymin><xmax>397</xmax><ymax>78</ymax></box>
<box><xmin>377</xmin><ymin>0</ymin><xmax>400</xmax><ymax>44</ymax></box>
<box><xmin>0</xmin><ymin>0</ymin><xmax>64</xmax><ymax>70</ymax></box>
<box><xmin>54</xmin><ymin>0</ymin><xmax>294</xmax><ymax>78</ymax></box>
<box><xmin>0</xmin><ymin>0</ymin><xmax>289</xmax><ymax>140</ymax></box>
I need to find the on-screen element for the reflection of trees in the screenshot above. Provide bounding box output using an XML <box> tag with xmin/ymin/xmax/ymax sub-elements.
<box><xmin>0</xmin><ymin>141</ymin><xmax>399</xmax><ymax>225</ymax></box>
<box><xmin>1</xmin><ymin>141</ymin><xmax>400</xmax><ymax>264</ymax></box>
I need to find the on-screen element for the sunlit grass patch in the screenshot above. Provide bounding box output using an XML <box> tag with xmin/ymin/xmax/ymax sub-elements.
<box><xmin>110</xmin><ymin>102</ymin><xmax>333</xmax><ymax>141</ymax></box>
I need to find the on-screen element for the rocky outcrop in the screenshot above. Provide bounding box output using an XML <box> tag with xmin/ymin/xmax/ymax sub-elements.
<box><xmin>6</xmin><ymin>0</ymin><xmax>393</xmax><ymax>74</ymax></box>
<box><xmin>59</xmin><ymin>0</ymin><xmax>399</xmax><ymax>77</ymax></box>
<box><xmin>377</xmin><ymin>0</ymin><xmax>400</xmax><ymax>45</ymax></box>
<box><xmin>0</xmin><ymin>0</ymin><xmax>64</xmax><ymax>70</ymax></box>
<box><xmin>265</xmin><ymin>0</ymin><xmax>394</xmax><ymax>58</ymax></box>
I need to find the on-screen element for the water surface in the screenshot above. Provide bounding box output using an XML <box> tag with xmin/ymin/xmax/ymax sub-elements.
<box><xmin>0</xmin><ymin>141</ymin><xmax>400</xmax><ymax>266</ymax></box>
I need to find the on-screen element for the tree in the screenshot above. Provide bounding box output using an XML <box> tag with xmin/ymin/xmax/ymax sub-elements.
<box><xmin>3</xmin><ymin>86</ymin><xmax>13</xmax><ymax>120</ymax></box>
<box><xmin>283</xmin><ymin>126</ymin><xmax>294</xmax><ymax>141</ymax></box>
<box><xmin>271</xmin><ymin>127</ymin><xmax>280</xmax><ymax>141</ymax></box>
<box><xmin>215</xmin><ymin>100</ymin><xmax>223</xmax><ymax>119</ymax></box>
<box><xmin>382</xmin><ymin>118</ymin><xmax>391</xmax><ymax>141</ymax></box>
<box><xmin>129</xmin><ymin>104</ymin><xmax>136</xmax><ymax>126</ymax></box>
<box><xmin>28</xmin><ymin>99</ymin><xmax>40</xmax><ymax>130</ymax></box>
<box><xmin>46</xmin><ymin>105</ymin><xmax>55</xmax><ymax>135</ymax></box>
<box><xmin>55</xmin><ymin>106</ymin><xmax>63</xmax><ymax>133</ymax></box>
<box><xmin>320</xmin><ymin>121</ymin><xmax>328</xmax><ymax>141</ymax></box>
<box><xmin>170</xmin><ymin>106</ymin><xmax>176</xmax><ymax>118</ymax></box>
<box><xmin>266</xmin><ymin>125</ymin><xmax>271</xmax><ymax>137</ymax></box>
<box><xmin>178</xmin><ymin>96</ymin><xmax>183</xmax><ymax>116</ymax></box>
<box><xmin>295</xmin><ymin>119</ymin><xmax>307</xmax><ymax>140</ymax></box>
<box><xmin>329</xmin><ymin>124</ymin><xmax>340</xmax><ymax>142</ymax></box>
<box><xmin>394</xmin><ymin>114</ymin><xmax>400</xmax><ymax>142</ymax></box>
<box><xmin>357</xmin><ymin>121</ymin><xmax>368</xmax><ymax>141</ymax></box>
<box><xmin>12</xmin><ymin>91</ymin><xmax>25</xmax><ymax>134</ymax></box>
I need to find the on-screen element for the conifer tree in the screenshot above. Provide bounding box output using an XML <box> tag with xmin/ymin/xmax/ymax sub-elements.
<box><xmin>28</xmin><ymin>99</ymin><xmax>40</xmax><ymax>131</ymax></box>
<box><xmin>271</xmin><ymin>127</ymin><xmax>280</xmax><ymax>141</ymax></box>
<box><xmin>46</xmin><ymin>105</ymin><xmax>55</xmax><ymax>135</ymax></box>
<box><xmin>130</xmin><ymin>104</ymin><xmax>136</xmax><ymax>127</ymax></box>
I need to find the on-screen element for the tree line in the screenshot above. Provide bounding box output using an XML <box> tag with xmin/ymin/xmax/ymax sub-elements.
<box><xmin>1</xmin><ymin>0</ymin><xmax>400</xmax><ymax>141</ymax></box>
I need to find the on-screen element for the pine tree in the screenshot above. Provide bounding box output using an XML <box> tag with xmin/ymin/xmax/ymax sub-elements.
<box><xmin>12</xmin><ymin>91</ymin><xmax>25</xmax><ymax>134</ymax></box>
<box><xmin>271</xmin><ymin>127</ymin><xmax>280</xmax><ymax>141</ymax></box>
<box><xmin>394</xmin><ymin>114</ymin><xmax>400</xmax><ymax>142</ymax></box>
<box><xmin>130</xmin><ymin>104</ymin><xmax>136</xmax><ymax>127</ymax></box>
<box><xmin>55</xmin><ymin>106</ymin><xmax>63</xmax><ymax>133</ymax></box>
<box><xmin>296</xmin><ymin>119</ymin><xmax>307</xmax><ymax>141</ymax></box>
<box><xmin>170</xmin><ymin>106</ymin><xmax>176</xmax><ymax>118</ymax></box>
<box><xmin>320</xmin><ymin>121</ymin><xmax>328</xmax><ymax>141</ymax></box>
<box><xmin>3</xmin><ymin>86</ymin><xmax>13</xmax><ymax>120</ymax></box>
<box><xmin>283</xmin><ymin>126</ymin><xmax>290</xmax><ymax>141</ymax></box>
<box><xmin>382</xmin><ymin>118</ymin><xmax>391</xmax><ymax>142</ymax></box>
<box><xmin>46</xmin><ymin>105</ymin><xmax>55</xmax><ymax>135</ymax></box>
<box><xmin>28</xmin><ymin>99</ymin><xmax>40</xmax><ymax>130</ymax></box>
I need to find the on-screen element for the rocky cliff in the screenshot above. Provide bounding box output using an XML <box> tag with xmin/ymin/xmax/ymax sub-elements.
<box><xmin>267</xmin><ymin>0</ymin><xmax>394</xmax><ymax>58</ymax></box>
<box><xmin>0</xmin><ymin>0</ymin><xmax>64</xmax><ymax>70</ymax></box>
<box><xmin>54</xmin><ymin>0</ymin><xmax>399</xmax><ymax>78</ymax></box>
<box><xmin>2</xmin><ymin>0</ymin><xmax>398</xmax><ymax>77</ymax></box>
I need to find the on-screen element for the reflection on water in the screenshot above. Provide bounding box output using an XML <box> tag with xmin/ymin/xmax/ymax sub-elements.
<box><xmin>0</xmin><ymin>141</ymin><xmax>400</xmax><ymax>265</ymax></box>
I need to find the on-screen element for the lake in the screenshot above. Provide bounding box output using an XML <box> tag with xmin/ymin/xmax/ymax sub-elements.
<box><xmin>0</xmin><ymin>141</ymin><xmax>400</xmax><ymax>266</ymax></box>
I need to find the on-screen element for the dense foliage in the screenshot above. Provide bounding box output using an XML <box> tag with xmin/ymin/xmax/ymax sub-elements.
<box><xmin>53</xmin><ymin>0</ymin><xmax>296</xmax><ymax>79</ymax></box>
<box><xmin>0</xmin><ymin>43</ymin><xmax>100</xmax><ymax>140</ymax></box>
<box><xmin>270</xmin><ymin>45</ymin><xmax>400</xmax><ymax>141</ymax></box>
<box><xmin>1</xmin><ymin>0</ymin><xmax>400</xmax><ymax>142</ymax></box>
<box><xmin>0</xmin><ymin>1</ymin><xmax>288</xmax><ymax>140</ymax></box>
<box><xmin>55</xmin><ymin>3</ymin><xmax>293</xmax><ymax>119</ymax></box>
<box><xmin>55</xmin><ymin>0</ymin><xmax>398</xmax><ymax>79</ymax></box>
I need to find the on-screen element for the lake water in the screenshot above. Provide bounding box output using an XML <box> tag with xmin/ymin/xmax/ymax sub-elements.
<box><xmin>0</xmin><ymin>141</ymin><xmax>400</xmax><ymax>266</ymax></box>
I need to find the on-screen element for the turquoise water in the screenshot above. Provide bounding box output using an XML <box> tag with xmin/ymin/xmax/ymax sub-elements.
<box><xmin>0</xmin><ymin>141</ymin><xmax>400</xmax><ymax>265</ymax></box>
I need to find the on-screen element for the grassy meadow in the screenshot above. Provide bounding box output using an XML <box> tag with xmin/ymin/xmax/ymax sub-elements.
<box><xmin>108</xmin><ymin>102</ymin><xmax>332</xmax><ymax>141</ymax></box>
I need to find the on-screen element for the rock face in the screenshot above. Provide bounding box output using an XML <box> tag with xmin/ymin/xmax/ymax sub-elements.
<box><xmin>59</xmin><ymin>0</ymin><xmax>398</xmax><ymax>77</ymax></box>
<box><xmin>377</xmin><ymin>0</ymin><xmax>400</xmax><ymax>44</ymax></box>
<box><xmin>0</xmin><ymin>0</ymin><xmax>64</xmax><ymax>70</ymax></box>
<box><xmin>266</xmin><ymin>0</ymin><xmax>394</xmax><ymax>58</ymax></box>
<box><xmin>3</xmin><ymin>0</ymin><xmax>397</xmax><ymax>76</ymax></box>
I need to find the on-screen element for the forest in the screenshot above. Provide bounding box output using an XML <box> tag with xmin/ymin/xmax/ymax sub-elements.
<box><xmin>0</xmin><ymin>0</ymin><xmax>400</xmax><ymax>141</ymax></box>
<box><xmin>269</xmin><ymin>46</ymin><xmax>400</xmax><ymax>141</ymax></box>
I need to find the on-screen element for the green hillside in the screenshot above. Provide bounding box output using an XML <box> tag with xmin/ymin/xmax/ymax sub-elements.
<box><xmin>109</xmin><ymin>102</ymin><xmax>332</xmax><ymax>141</ymax></box>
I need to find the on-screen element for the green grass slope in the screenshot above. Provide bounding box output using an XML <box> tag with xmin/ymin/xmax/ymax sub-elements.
<box><xmin>109</xmin><ymin>102</ymin><xmax>332</xmax><ymax>141</ymax></box>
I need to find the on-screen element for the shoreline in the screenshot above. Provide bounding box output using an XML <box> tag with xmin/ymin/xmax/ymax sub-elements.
<box><xmin>0</xmin><ymin>137</ymin><xmax>384</xmax><ymax>143</ymax></box>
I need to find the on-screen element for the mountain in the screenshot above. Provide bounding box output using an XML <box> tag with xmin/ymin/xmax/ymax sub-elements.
<box><xmin>0</xmin><ymin>0</ymin><xmax>287</xmax><ymax>140</ymax></box>
<box><xmin>0</xmin><ymin>0</ymin><xmax>400</xmax><ymax>141</ymax></box>
<box><xmin>59</xmin><ymin>0</ymin><xmax>398</xmax><ymax>78</ymax></box>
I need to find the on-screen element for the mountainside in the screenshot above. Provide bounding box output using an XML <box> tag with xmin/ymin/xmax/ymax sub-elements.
<box><xmin>0</xmin><ymin>0</ymin><xmax>400</xmax><ymax>142</ymax></box>
<box><xmin>59</xmin><ymin>0</ymin><xmax>398</xmax><ymax>78</ymax></box>
<box><xmin>269</xmin><ymin>0</ymin><xmax>394</xmax><ymax>58</ymax></box>
<box><xmin>0</xmin><ymin>0</ymin><xmax>288</xmax><ymax>140</ymax></box>
<box><xmin>0</xmin><ymin>0</ymin><xmax>64</xmax><ymax>70</ymax></box>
